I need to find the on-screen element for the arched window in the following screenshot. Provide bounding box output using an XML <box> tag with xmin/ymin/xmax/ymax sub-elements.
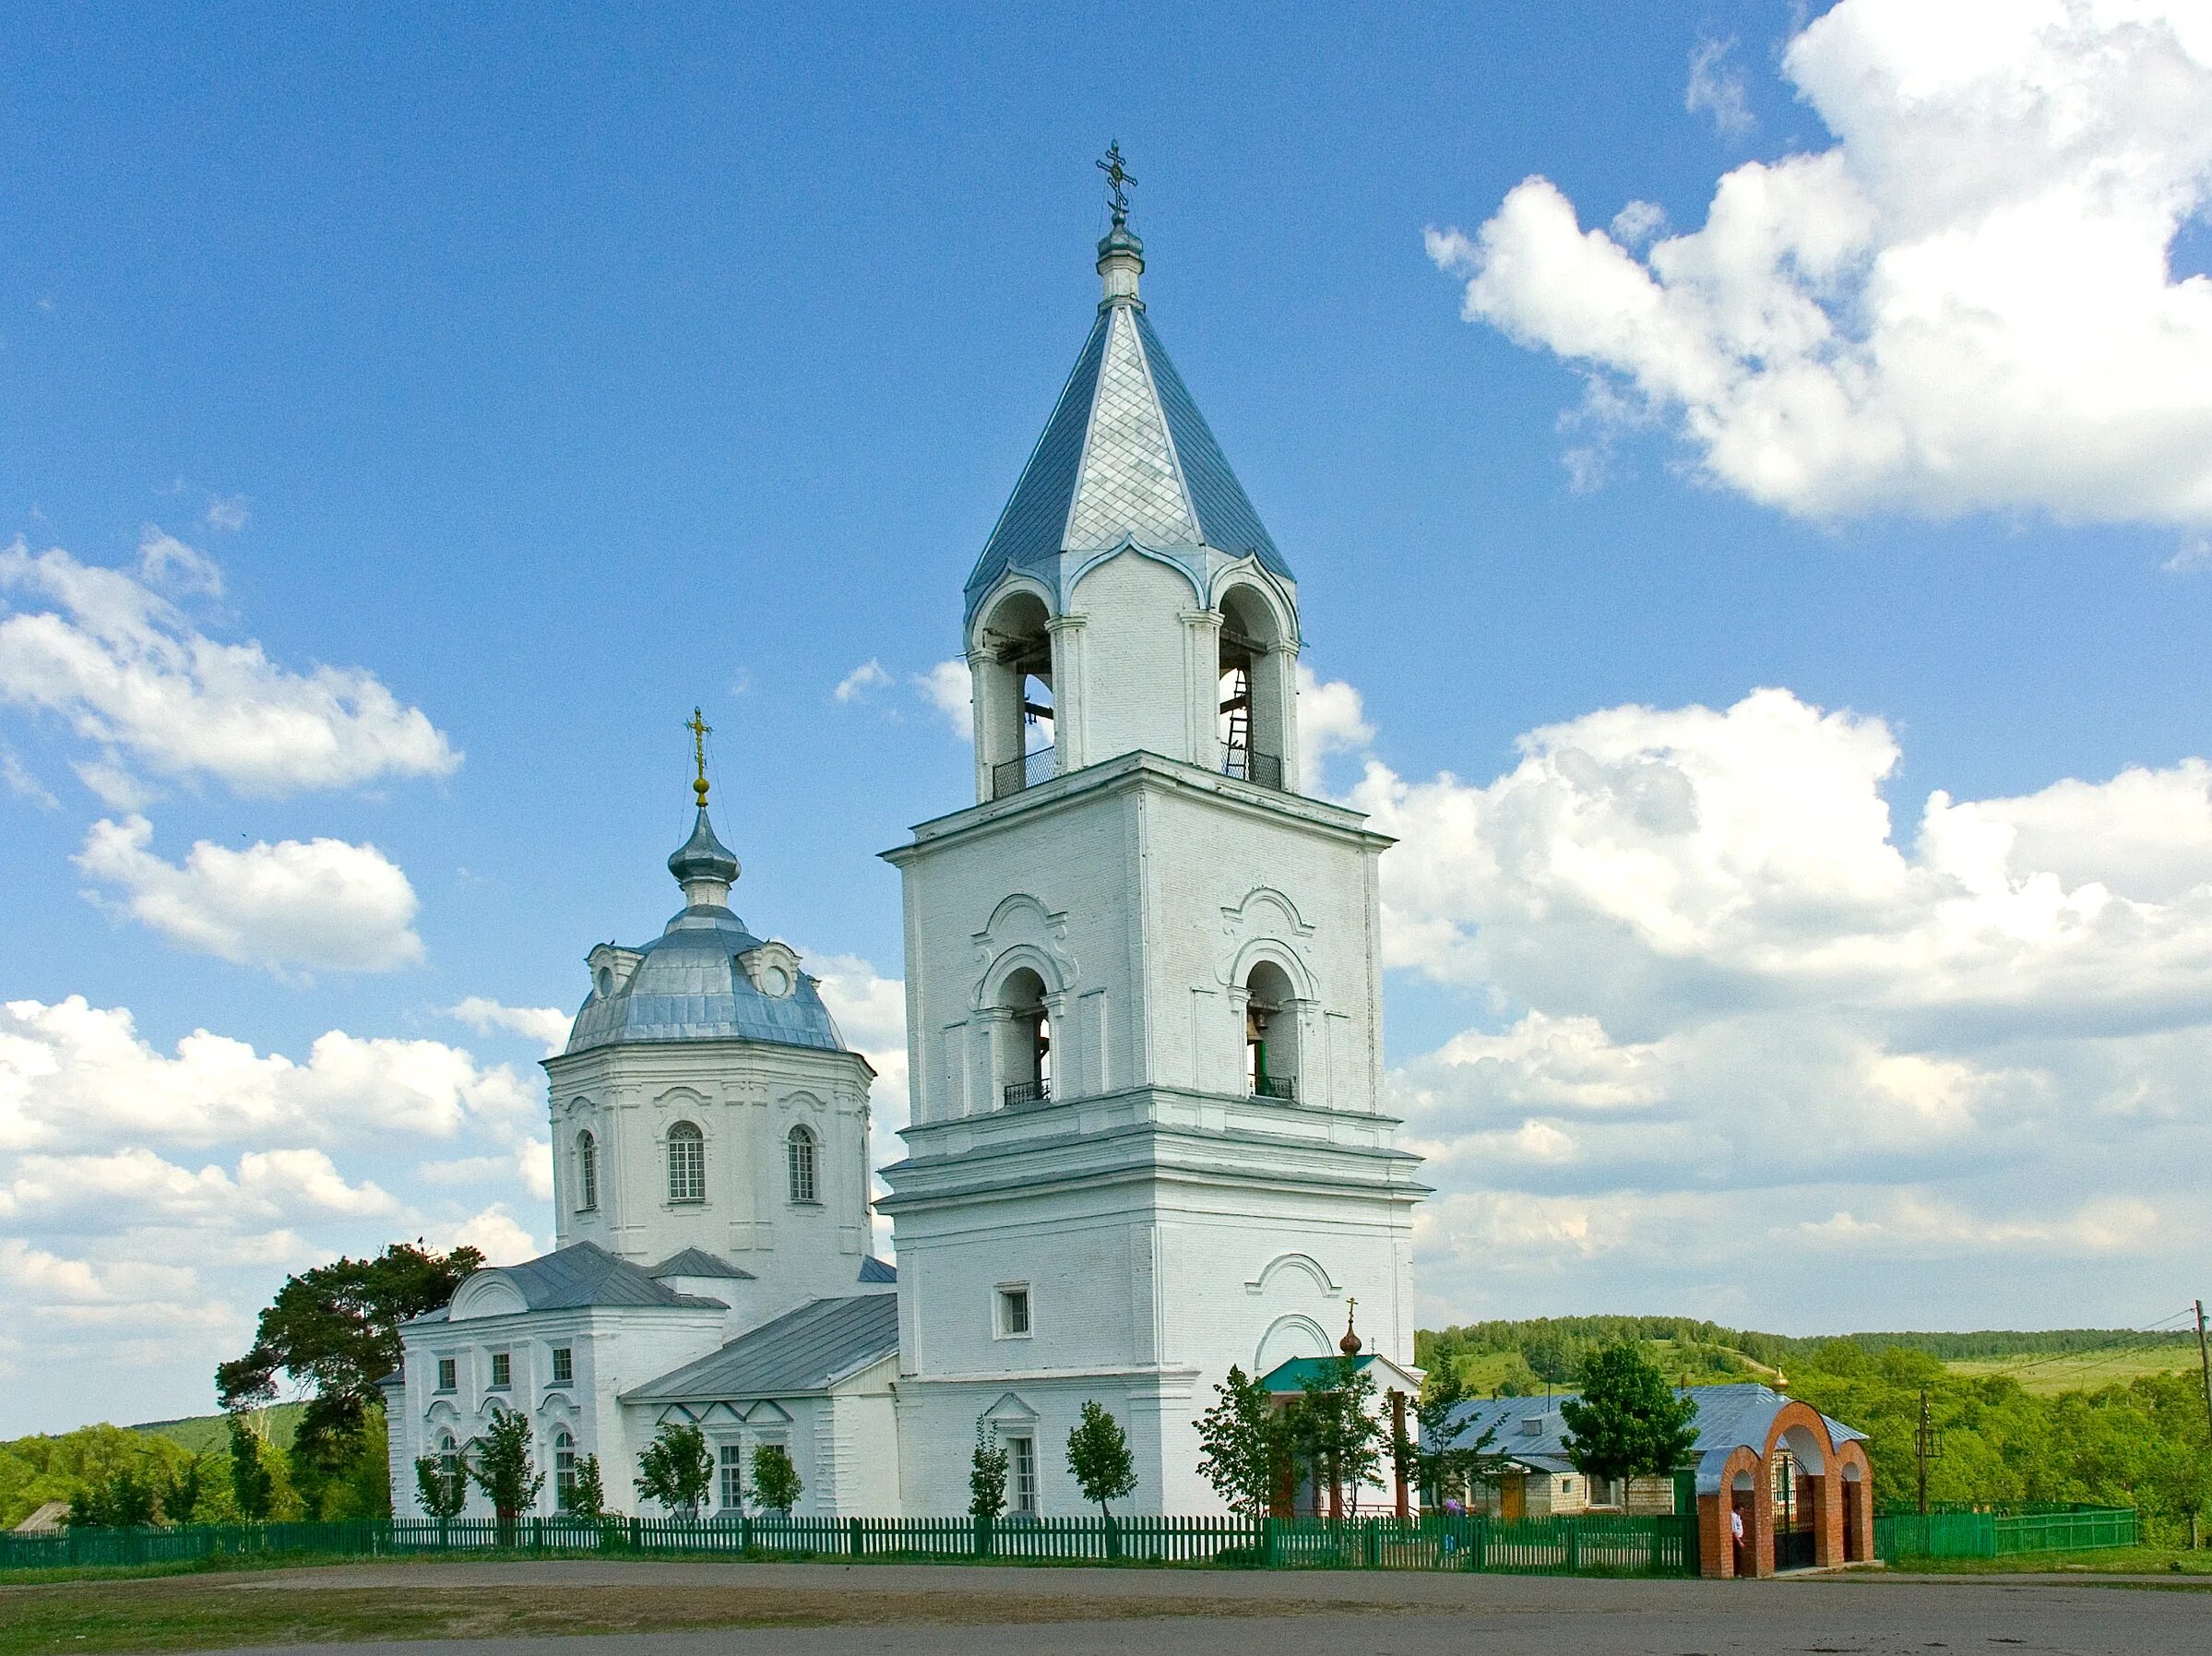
<box><xmin>787</xmin><ymin>1124</ymin><xmax>819</xmax><ymax>1205</ymax></box>
<box><xmin>666</xmin><ymin>1121</ymin><xmax>705</xmax><ymax>1204</ymax></box>
<box><xmin>435</xmin><ymin>1431</ymin><xmax>463</xmax><ymax>1508</ymax></box>
<box><xmin>553</xmin><ymin>1427</ymin><xmax>577</xmax><ymax>1511</ymax></box>
<box><xmin>575</xmin><ymin>1130</ymin><xmax>598</xmax><ymax>1212</ymax></box>
<box><xmin>977</xmin><ymin>590</ymin><xmax>1055</xmax><ymax>800</ymax></box>
<box><xmin>1244</xmin><ymin>960</ymin><xmax>1299</xmax><ymax>1101</ymax></box>
<box><xmin>999</xmin><ymin>968</ymin><xmax>1052</xmax><ymax>1107</ymax></box>
<box><xmin>1219</xmin><ymin>585</ymin><xmax>1290</xmax><ymax>791</ymax></box>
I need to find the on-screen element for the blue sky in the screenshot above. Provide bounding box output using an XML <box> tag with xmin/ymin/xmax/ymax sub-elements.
<box><xmin>5</xmin><ymin>1</ymin><xmax>2211</xmax><ymax>1431</ymax></box>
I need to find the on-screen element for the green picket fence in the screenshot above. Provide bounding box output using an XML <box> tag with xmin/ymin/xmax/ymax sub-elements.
<box><xmin>1</xmin><ymin>1511</ymin><xmax>1698</xmax><ymax>1577</ymax></box>
<box><xmin>1873</xmin><ymin>1505</ymin><xmax>2136</xmax><ymax>1562</ymax></box>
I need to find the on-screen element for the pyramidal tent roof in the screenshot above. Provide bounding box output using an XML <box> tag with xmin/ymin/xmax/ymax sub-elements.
<box><xmin>965</xmin><ymin>294</ymin><xmax>1291</xmax><ymax>625</ymax></box>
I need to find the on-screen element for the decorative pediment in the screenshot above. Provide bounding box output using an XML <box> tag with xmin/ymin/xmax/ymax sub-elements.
<box><xmin>738</xmin><ymin>941</ymin><xmax>802</xmax><ymax>999</ymax></box>
<box><xmin>970</xmin><ymin>894</ymin><xmax>1077</xmax><ymax>1003</ymax></box>
<box><xmin>448</xmin><ymin>1274</ymin><xmax>529</xmax><ymax>1321</ymax></box>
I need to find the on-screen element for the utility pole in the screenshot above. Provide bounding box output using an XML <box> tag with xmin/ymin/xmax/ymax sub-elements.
<box><xmin>1914</xmin><ymin>1388</ymin><xmax>1941</xmax><ymax>1517</ymax></box>
<box><xmin>2195</xmin><ymin>1301</ymin><xmax>2211</xmax><ymax>1448</ymax></box>
<box><xmin>2195</xmin><ymin>1300</ymin><xmax>2211</xmax><ymax>1548</ymax></box>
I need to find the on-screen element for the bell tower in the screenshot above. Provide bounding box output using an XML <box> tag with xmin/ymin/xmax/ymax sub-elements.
<box><xmin>880</xmin><ymin>156</ymin><xmax>1425</xmax><ymax>1517</ymax></box>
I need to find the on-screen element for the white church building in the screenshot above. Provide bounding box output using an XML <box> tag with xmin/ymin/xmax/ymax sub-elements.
<box><xmin>387</xmin><ymin>190</ymin><xmax>1428</xmax><ymax>1519</ymax></box>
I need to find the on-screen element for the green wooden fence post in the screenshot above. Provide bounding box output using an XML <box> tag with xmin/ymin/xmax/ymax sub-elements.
<box><xmin>850</xmin><ymin>1517</ymin><xmax>863</xmax><ymax>1558</ymax></box>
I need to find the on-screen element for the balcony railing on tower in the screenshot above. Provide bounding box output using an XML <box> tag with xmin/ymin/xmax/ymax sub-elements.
<box><xmin>1221</xmin><ymin>744</ymin><xmax>1285</xmax><ymax>792</ymax></box>
<box><xmin>992</xmin><ymin>745</ymin><xmax>1057</xmax><ymax>801</ymax></box>
<box><xmin>1252</xmin><ymin>1075</ymin><xmax>1298</xmax><ymax>1102</ymax></box>
<box><xmin>1002</xmin><ymin>1079</ymin><xmax>1051</xmax><ymax>1108</ymax></box>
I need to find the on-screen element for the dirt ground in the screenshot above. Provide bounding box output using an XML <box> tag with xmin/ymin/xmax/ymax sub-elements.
<box><xmin>9</xmin><ymin>1556</ymin><xmax>2210</xmax><ymax>1656</ymax></box>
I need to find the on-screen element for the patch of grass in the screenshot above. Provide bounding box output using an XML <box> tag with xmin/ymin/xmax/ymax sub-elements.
<box><xmin>1893</xmin><ymin>1544</ymin><xmax>2212</xmax><ymax>1577</ymax></box>
<box><xmin>1943</xmin><ymin>1349</ymin><xmax>2199</xmax><ymax>1396</ymax></box>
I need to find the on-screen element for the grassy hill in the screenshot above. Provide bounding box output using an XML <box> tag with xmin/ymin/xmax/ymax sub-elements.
<box><xmin>1415</xmin><ymin>1314</ymin><xmax>2202</xmax><ymax>1396</ymax></box>
<box><xmin>131</xmin><ymin>1402</ymin><xmax>304</xmax><ymax>1457</ymax></box>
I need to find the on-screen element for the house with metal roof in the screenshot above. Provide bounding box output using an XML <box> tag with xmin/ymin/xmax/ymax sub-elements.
<box><xmin>1439</xmin><ymin>1383</ymin><xmax>1877</xmax><ymax>1576</ymax></box>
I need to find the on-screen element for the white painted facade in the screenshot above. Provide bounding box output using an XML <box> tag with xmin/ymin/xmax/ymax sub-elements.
<box><xmin>877</xmin><ymin>218</ymin><xmax>1424</xmax><ymax>1514</ymax></box>
<box><xmin>387</xmin><ymin>207</ymin><xmax>1425</xmax><ymax>1522</ymax></box>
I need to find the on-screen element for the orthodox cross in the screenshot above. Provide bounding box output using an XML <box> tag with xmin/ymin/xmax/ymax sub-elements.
<box><xmin>687</xmin><ymin>707</ymin><xmax>712</xmax><ymax>806</ymax></box>
<box><xmin>1097</xmin><ymin>140</ymin><xmax>1136</xmax><ymax>225</ymax></box>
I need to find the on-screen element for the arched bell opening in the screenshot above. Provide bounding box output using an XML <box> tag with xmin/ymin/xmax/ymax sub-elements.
<box><xmin>1218</xmin><ymin>584</ymin><xmax>1291</xmax><ymax>791</ymax></box>
<box><xmin>1243</xmin><ymin>959</ymin><xmax>1299</xmax><ymax>1101</ymax></box>
<box><xmin>997</xmin><ymin>967</ymin><xmax>1052</xmax><ymax>1107</ymax></box>
<box><xmin>975</xmin><ymin>590</ymin><xmax>1055</xmax><ymax>800</ymax></box>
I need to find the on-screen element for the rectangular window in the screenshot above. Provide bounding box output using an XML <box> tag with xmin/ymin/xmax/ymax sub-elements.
<box><xmin>719</xmin><ymin>1444</ymin><xmax>744</xmax><ymax>1511</ymax></box>
<box><xmin>551</xmin><ymin>1347</ymin><xmax>573</xmax><ymax>1386</ymax></box>
<box><xmin>490</xmin><ymin>1352</ymin><xmax>511</xmax><ymax>1390</ymax></box>
<box><xmin>1008</xmin><ymin>1435</ymin><xmax>1038</xmax><ymax>1515</ymax></box>
<box><xmin>435</xmin><ymin>1357</ymin><xmax>457</xmax><ymax>1393</ymax></box>
<box><xmin>996</xmin><ymin>1285</ymin><xmax>1031</xmax><ymax>1338</ymax></box>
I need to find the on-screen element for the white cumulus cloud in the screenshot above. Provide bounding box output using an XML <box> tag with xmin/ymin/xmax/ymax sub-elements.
<box><xmin>1356</xmin><ymin>683</ymin><xmax>2212</xmax><ymax>1327</ymax></box>
<box><xmin>444</xmin><ymin>996</ymin><xmax>573</xmax><ymax>1054</ymax></box>
<box><xmin>833</xmin><ymin>660</ymin><xmax>893</xmax><ymax>703</ymax></box>
<box><xmin>1428</xmin><ymin>0</ymin><xmax>2212</xmax><ymax>528</ymax></box>
<box><xmin>75</xmin><ymin>815</ymin><xmax>423</xmax><ymax>975</ymax></box>
<box><xmin>915</xmin><ymin>660</ymin><xmax>974</xmax><ymax>737</ymax></box>
<box><xmin>0</xmin><ymin>536</ymin><xmax>459</xmax><ymax>798</ymax></box>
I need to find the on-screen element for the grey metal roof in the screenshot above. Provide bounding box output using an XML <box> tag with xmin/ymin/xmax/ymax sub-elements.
<box><xmin>857</xmin><ymin>1255</ymin><xmax>898</xmax><ymax>1284</ymax></box>
<box><xmin>482</xmin><ymin>1241</ymin><xmax>728</xmax><ymax>1314</ymax></box>
<box><xmin>1440</xmin><ymin>1383</ymin><xmax>1867</xmax><ymax>1496</ymax></box>
<box><xmin>563</xmin><ymin>905</ymin><xmax>846</xmax><ymax>1056</ymax></box>
<box><xmin>623</xmin><ymin>1291</ymin><xmax>900</xmax><ymax>1403</ymax></box>
<box><xmin>667</xmin><ymin>806</ymin><xmax>740</xmax><ymax>886</ymax></box>
<box><xmin>650</xmin><ymin>1247</ymin><xmax>755</xmax><ymax>1281</ymax></box>
<box><xmin>964</xmin><ymin>292</ymin><xmax>1292</xmax><ymax>627</ymax></box>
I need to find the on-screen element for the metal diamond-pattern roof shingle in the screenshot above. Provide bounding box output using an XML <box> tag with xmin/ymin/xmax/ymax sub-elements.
<box><xmin>965</xmin><ymin>294</ymin><xmax>1291</xmax><ymax>626</ymax></box>
<box><xmin>622</xmin><ymin>1291</ymin><xmax>900</xmax><ymax>1402</ymax></box>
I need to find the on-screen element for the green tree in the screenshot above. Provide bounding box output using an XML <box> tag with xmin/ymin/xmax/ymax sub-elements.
<box><xmin>748</xmin><ymin>1444</ymin><xmax>803</xmax><ymax>1518</ymax></box>
<box><xmin>467</xmin><ymin>1410</ymin><xmax>544</xmax><ymax>1538</ymax></box>
<box><xmin>414</xmin><ymin>1453</ymin><xmax>467</xmax><ymax>1521</ymax></box>
<box><xmin>1290</xmin><ymin>1356</ymin><xmax>1384</xmax><ymax>1515</ymax></box>
<box><xmin>217</xmin><ymin>1240</ymin><xmax>482</xmax><ymax>1509</ymax></box>
<box><xmin>1404</xmin><ymin>1363</ymin><xmax>1510</xmax><ymax>1506</ymax></box>
<box><xmin>66</xmin><ymin>1464</ymin><xmax>158</xmax><ymax>1528</ymax></box>
<box><xmin>634</xmin><ymin>1421</ymin><xmax>713</xmax><ymax>1520</ymax></box>
<box><xmin>1065</xmin><ymin>1400</ymin><xmax>1137</xmax><ymax>1519</ymax></box>
<box><xmin>157</xmin><ymin>1454</ymin><xmax>216</xmax><ymax>1526</ymax></box>
<box><xmin>1560</xmin><ymin>1342</ymin><xmax>1701</xmax><ymax>1488</ymax></box>
<box><xmin>1196</xmin><ymin>1364</ymin><xmax>1285</xmax><ymax>1519</ymax></box>
<box><xmin>227</xmin><ymin>1413</ymin><xmax>277</xmax><ymax>1521</ymax></box>
<box><xmin>567</xmin><ymin>1453</ymin><xmax>607</xmax><ymax>1521</ymax></box>
<box><xmin>969</xmin><ymin>1418</ymin><xmax>1008</xmax><ymax>1519</ymax></box>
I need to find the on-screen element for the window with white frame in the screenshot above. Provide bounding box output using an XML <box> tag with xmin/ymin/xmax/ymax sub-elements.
<box><xmin>551</xmin><ymin>1346</ymin><xmax>573</xmax><ymax>1387</ymax></box>
<box><xmin>667</xmin><ymin>1121</ymin><xmax>705</xmax><ymax>1203</ymax></box>
<box><xmin>1007</xmin><ymin>1434</ymin><xmax>1038</xmax><ymax>1515</ymax></box>
<box><xmin>554</xmin><ymin>1428</ymin><xmax>577</xmax><ymax>1510</ymax></box>
<box><xmin>576</xmin><ymin>1130</ymin><xmax>598</xmax><ymax>1211</ymax></box>
<box><xmin>434</xmin><ymin>1356</ymin><xmax>457</xmax><ymax>1392</ymax></box>
<box><xmin>786</xmin><ymin>1124</ymin><xmax>818</xmax><ymax>1204</ymax></box>
<box><xmin>436</xmin><ymin>1431</ymin><xmax>463</xmax><ymax>1507</ymax></box>
<box><xmin>489</xmin><ymin>1351</ymin><xmax>511</xmax><ymax>1390</ymax></box>
<box><xmin>719</xmin><ymin>1444</ymin><xmax>744</xmax><ymax>1510</ymax></box>
<box><xmin>995</xmin><ymin>1284</ymin><xmax>1031</xmax><ymax>1338</ymax></box>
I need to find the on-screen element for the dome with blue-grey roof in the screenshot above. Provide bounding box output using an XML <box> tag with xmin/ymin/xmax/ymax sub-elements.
<box><xmin>562</xmin><ymin>792</ymin><xmax>848</xmax><ymax>1059</ymax></box>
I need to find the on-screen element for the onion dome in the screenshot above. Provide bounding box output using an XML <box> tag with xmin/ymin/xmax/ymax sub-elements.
<box><xmin>1339</xmin><ymin>1302</ymin><xmax>1363</xmax><ymax>1357</ymax></box>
